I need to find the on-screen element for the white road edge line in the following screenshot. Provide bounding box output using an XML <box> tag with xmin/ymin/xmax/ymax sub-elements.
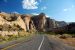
<box><xmin>38</xmin><ymin>36</ymin><xmax>44</xmax><ymax>50</ymax></box>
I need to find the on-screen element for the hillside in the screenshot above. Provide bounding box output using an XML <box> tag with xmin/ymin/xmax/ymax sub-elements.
<box><xmin>0</xmin><ymin>12</ymin><xmax>68</xmax><ymax>36</ymax></box>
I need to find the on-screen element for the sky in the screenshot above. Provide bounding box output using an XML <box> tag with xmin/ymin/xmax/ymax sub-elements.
<box><xmin>0</xmin><ymin>0</ymin><xmax>75</xmax><ymax>22</ymax></box>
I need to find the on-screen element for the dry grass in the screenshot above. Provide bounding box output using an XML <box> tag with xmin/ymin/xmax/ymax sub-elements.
<box><xmin>47</xmin><ymin>34</ymin><xmax>75</xmax><ymax>47</ymax></box>
<box><xmin>0</xmin><ymin>31</ymin><xmax>35</xmax><ymax>44</ymax></box>
<box><xmin>59</xmin><ymin>37</ymin><xmax>75</xmax><ymax>47</ymax></box>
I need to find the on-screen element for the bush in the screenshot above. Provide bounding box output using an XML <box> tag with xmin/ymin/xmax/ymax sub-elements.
<box><xmin>59</xmin><ymin>34</ymin><xmax>72</xmax><ymax>39</ymax></box>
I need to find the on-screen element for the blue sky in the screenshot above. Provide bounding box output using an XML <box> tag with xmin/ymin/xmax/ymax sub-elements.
<box><xmin>0</xmin><ymin>0</ymin><xmax>75</xmax><ymax>22</ymax></box>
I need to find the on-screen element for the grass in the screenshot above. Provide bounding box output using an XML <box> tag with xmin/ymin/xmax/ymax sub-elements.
<box><xmin>46</xmin><ymin>32</ymin><xmax>75</xmax><ymax>47</ymax></box>
<box><xmin>0</xmin><ymin>31</ymin><xmax>35</xmax><ymax>45</ymax></box>
<box><xmin>60</xmin><ymin>37</ymin><xmax>75</xmax><ymax>47</ymax></box>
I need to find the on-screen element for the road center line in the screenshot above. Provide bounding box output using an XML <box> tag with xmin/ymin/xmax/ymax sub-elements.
<box><xmin>38</xmin><ymin>36</ymin><xmax>44</xmax><ymax>50</ymax></box>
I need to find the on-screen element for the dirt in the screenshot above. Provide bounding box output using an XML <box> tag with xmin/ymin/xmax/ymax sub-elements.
<box><xmin>59</xmin><ymin>37</ymin><xmax>75</xmax><ymax>47</ymax></box>
<box><xmin>47</xmin><ymin>34</ymin><xmax>75</xmax><ymax>47</ymax></box>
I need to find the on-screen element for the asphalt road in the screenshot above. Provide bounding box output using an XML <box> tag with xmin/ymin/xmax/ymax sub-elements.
<box><xmin>0</xmin><ymin>35</ymin><xmax>50</xmax><ymax>50</ymax></box>
<box><xmin>0</xmin><ymin>34</ymin><xmax>75</xmax><ymax>50</ymax></box>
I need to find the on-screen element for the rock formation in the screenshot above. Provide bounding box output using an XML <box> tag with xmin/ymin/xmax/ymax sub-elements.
<box><xmin>0</xmin><ymin>13</ymin><xmax>26</xmax><ymax>31</ymax></box>
<box><xmin>21</xmin><ymin>14</ymin><xmax>32</xmax><ymax>32</ymax></box>
<box><xmin>32</xmin><ymin>13</ymin><xmax>46</xmax><ymax>31</ymax></box>
<box><xmin>0</xmin><ymin>12</ymin><xmax>67</xmax><ymax>36</ymax></box>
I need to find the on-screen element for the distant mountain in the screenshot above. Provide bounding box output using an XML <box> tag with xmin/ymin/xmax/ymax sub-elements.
<box><xmin>56</xmin><ymin>21</ymin><xmax>67</xmax><ymax>27</ymax></box>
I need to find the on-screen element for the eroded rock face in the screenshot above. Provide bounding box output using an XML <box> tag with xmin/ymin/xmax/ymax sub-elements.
<box><xmin>32</xmin><ymin>13</ymin><xmax>46</xmax><ymax>31</ymax></box>
<box><xmin>0</xmin><ymin>12</ymin><xmax>12</xmax><ymax>21</ymax></box>
<box><xmin>16</xmin><ymin>15</ymin><xmax>26</xmax><ymax>31</ymax></box>
<box><xmin>45</xmin><ymin>18</ymin><xmax>56</xmax><ymax>31</ymax></box>
<box><xmin>29</xmin><ymin>20</ymin><xmax>35</xmax><ymax>31</ymax></box>
<box><xmin>0</xmin><ymin>12</ymin><xmax>67</xmax><ymax>35</ymax></box>
<box><xmin>0</xmin><ymin>13</ymin><xmax>26</xmax><ymax>31</ymax></box>
<box><xmin>0</xmin><ymin>13</ymin><xmax>26</xmax><ymax>36</ymax></box>
<box><xmin>46</xmin><ymin>18</ymin><xmax>52</xmax><ymax>31</ymax></box>
<box><xmin>38</xmin><ymin>13</ymin><xmax>46</xmax><ymax>31</ymax></box>
<box><xmin>21</xmin><ymin>14</ymin><xmax>32</xmax><ymax>31</ymax></box>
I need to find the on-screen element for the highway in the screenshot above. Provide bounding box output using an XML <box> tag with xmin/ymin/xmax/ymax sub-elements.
<box><xmin>0</xmin><ymin>34</ymin><xmax>75</xmax><ymax>50</ymax></box>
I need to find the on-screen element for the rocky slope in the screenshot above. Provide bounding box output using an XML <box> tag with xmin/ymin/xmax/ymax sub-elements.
<box><xmin>0</xmin><ymin>12</ymin><xmax>67</xmax><ymax>36</ymax></box>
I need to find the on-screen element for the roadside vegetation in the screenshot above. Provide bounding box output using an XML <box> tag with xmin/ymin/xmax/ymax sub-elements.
<box><xmin>45</xmin><ymin>30</ymin><xmax>75</xmax><ymax>47</ymax></box>
<box><xmin>38</xmin><ymin>23</ymin><xmax>75</xmax><ymax>47</ymax></box>
<box><xmin>0</xmin><ymin>31</ymin><xmax>35</xmax><ymax>44</ymax></box>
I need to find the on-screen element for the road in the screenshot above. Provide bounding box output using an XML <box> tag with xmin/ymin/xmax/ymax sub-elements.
<box><xmin>0</xmin><ymin>34</ymin><xmax>75</xmax><ymax>50</ymax></box>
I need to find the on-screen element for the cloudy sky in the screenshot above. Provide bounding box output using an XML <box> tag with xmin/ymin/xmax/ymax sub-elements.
<box><xmin>0</xmin><ymin>0</ymin><xmax>75</xmax><ymax>22</ymax></box>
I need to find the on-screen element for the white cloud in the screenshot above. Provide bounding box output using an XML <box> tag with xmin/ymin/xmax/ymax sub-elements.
<box><xmin>63</xmin><ymin>9</ymin><xmax>68</xmax><ymax>11</ymax></box>
<box><xmin>4</xmin><ymin>0</ymin><xmax>7</xmax><ymax>2</ymax></box>
<box><xmin>41</xmin><ymin>6</ymin><xmax>47</xmax><ymax>10</ymax></box>
<box><xmin>46</xmin><ymin>15</ymin><xmax>50</xmax><ymax>17</ymax></box>
<box><xmin>22</xmin><ymin>0</ymin><xmax>38</xmax><ymax>9</ymax></box>
<box><xmin>12</xmin><ymin>11</ymin><xmax>19</xmax><ymax>14</ymax></box>
<box><xmin>32</xmin><ymin>13</ymin><xmax>39</xmax><ymax>15</ymax></box>
<box><xmin>63</xmin><ymin>5</ymin><xmax>74</xmax><ymax>12</ymax></box>
<box><xmin>32</xmin><ymin>13</ymin><xmax>50</xmax><ymax>17</ymax></box>
<box><xmin>72</xmin><ymin>5</ymin><xmax>74</xmax><ymax>8</ymax></box>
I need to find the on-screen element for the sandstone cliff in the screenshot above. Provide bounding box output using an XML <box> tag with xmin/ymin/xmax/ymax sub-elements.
<box><xmin>0</xmin><ymin>12</ymin><xmax>67</xmax><ymax>36</ymax></box>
